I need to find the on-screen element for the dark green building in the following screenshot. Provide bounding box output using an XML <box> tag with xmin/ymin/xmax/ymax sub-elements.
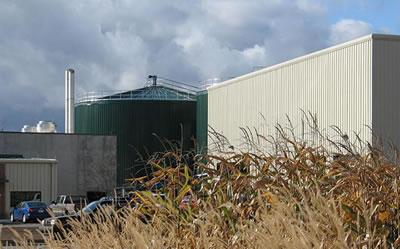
<box><xmin>196</xmin><ymin>91</ymin><xmax>208</xmax><ymax>154</ymax></box>
<box><xmin>75</xmin><ymin>84</ymin><xmax>197</xmax><ymax>185</ymax></box>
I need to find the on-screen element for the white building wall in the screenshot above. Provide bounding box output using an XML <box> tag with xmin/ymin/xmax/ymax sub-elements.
<box><xmin>208</xmin><ymin>35</ymin><xmax>374</xmax><ymax>152</ymax></box>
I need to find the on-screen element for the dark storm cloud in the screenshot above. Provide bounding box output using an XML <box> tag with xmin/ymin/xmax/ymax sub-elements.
<box><xmin>0</xmin><ymin>0</ymin><xmax>373</xmax><ymax>131</ymax></box>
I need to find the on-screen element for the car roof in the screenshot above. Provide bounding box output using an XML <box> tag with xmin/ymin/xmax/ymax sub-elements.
<box><xmin>99</xmin><ymin>196</ymin><xmax>113</xmax><ymax>201</ymax></box>
<box><xmin>25</xmin><ymin>201</ymin><xmax>46</xmax><ymax>205</ymax></box>
<box><xmin>88</xmin><ymin>199</ymin><xmax>112</xmax><ymax>205</ymax></box>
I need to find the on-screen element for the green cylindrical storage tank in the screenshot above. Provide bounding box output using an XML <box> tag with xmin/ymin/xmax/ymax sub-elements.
<box><xmin>75</xmin><ymin>85</ymin><xmax>197</xmax><ymax>185</ymax></box>
<box><xmin>196</xmin><ymin>91</ymin><xmax>208</xmax><ymax>154</ymax></box>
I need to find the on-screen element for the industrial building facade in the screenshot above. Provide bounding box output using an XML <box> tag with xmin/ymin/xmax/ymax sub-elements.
<box><xmin>0</xmin><ymin>158</ymin><xmax>57</xmax><ymax>217</ymax></box>
<box><xmin>208</xmin><ymin>34</ymin><xmax>400</xmax><ymax>151</ymax></box>
<box><xmin>0</xmin><ymin>132</ymin><xmax>117</xmax><ymax>197</ymax></box>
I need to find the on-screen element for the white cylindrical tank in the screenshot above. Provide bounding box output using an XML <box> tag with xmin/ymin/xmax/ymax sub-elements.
<box><xmin>21</xmin><ymin>125</ymin><xmax>37</xmax><ymax>133</ymax></box>
<box><xmin>36</xmin><ymin>121</ymin><xmax>57</xmax><ymax>133</ymax></box>
<box><xmin>65</xmin><ymin>69</ymin><xmax>75</xmax><ymax>134</ymax></box>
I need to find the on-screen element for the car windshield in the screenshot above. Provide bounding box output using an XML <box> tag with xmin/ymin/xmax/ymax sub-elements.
<box><xmin>81</xmin><ymin>201</ymin><xmax>100</xmax><ymax>214</ymax></box>
<box><xmin>71</xmin><ymin>196</ymin><xmax>85</xmax><ymax>203</ymax></box>
<box><xmin>27</xmin><ymin>202</ymin><xmax>47</xmax><ymax>208</ymax></box>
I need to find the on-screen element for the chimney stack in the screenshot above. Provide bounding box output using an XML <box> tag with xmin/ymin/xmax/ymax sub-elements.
<box><xmin>65</xmin><ymin>69</ymin><xmax>75</xmax><ymax>133</ymax></box>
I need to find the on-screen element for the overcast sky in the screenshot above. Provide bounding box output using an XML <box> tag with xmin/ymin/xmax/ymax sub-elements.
<box><xmin>0</xmin><ymin>0</ymin><xmax>398</xmax><ymax>131</ymax></box>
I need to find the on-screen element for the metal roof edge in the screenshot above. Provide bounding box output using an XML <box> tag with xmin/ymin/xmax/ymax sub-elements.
<box><xmin>74</xmin><ymin>98</ymin><xmax>197</xmax><ymax>106</ymax></box>
<box><xmin>371</xmin><ymin>33</ymin><xmax>400</xmax><ymax>41</ymax></box>
<box><xmin>0</xmin><ymin>158</ymin><xmax>58</xmax><ymax>164</ymax></box>
<box><xmin>208</xmin><ymin>33</ymin><xmax>380</xmax><ymax>91</ymax></box>
<box><xmin>0</xmin><ymin>131</ymin><xmax>117</xmax><ymax>138</ymax></box>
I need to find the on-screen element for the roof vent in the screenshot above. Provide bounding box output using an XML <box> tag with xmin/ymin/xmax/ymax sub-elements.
<box><xmin>148</xmin><ymin>75</ymin><xmax>157</xmax><ymax>86</ymax></box>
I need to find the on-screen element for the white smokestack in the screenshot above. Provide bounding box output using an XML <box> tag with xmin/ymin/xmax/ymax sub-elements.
<box><xmin>65</xmin><ymin>69</ymin><xmax>75</xmax><ymax>133</ymax></box>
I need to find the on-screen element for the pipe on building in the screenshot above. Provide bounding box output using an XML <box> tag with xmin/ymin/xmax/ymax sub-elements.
<box><xmin>65</xmin><ymin>69</ymin><xmax>75</xmax><ymax>133</ymax></box>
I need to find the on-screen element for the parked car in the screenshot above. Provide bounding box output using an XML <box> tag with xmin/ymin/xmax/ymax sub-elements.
<box><xmin>42</xmin><ymin>197</ymin><xmax>114</xmax><ymax>237</ymax></box>
<box><xmin>10</xmin><ymin>201</ymin><xmax>50</xmax><ymax>223</ymax></box>
<box><xmin>49</xmin><ymin>195</ymin><xmax>87</xmax><ymax>216</ymax></box>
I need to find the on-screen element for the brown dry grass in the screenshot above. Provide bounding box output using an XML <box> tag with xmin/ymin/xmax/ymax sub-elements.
<box><xmin>17</xmin><ymin>124</ymin><xmax>400</xmax><ymax>248</ymax></box>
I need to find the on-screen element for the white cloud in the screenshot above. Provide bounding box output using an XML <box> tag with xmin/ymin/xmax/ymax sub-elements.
<box><xmin>242</xmin><ymin>45</ymin><xmax>267</xmax><ymax>66</ymax></box>
<box><xmin>0</xmin><ymin>0</ymin><xmax>373</xmax><ymax>130</ymax></box>
<box><xmin>329</xmin><ymin>19</ymin><xmax>372</xmax><ymax>45</ymax></box>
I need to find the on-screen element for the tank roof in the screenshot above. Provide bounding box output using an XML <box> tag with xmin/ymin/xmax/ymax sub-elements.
<box><xmin>77</xmin><ymin>84</ymin><xmax>197</xmax><ymax>104</ymax></box>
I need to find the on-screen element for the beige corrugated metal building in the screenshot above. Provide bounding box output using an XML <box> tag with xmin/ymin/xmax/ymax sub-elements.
<box><xmin>0</xmin><ymin>158</ymin><xmax>57</xmax><ymax>217</ymax></box>
<box><xmin>208</xmin><ymin>34</ymin><xmax>400</xmax><ymax>152</ymax></box>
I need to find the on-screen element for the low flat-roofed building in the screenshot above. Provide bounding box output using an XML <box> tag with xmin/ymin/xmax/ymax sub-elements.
<box><xmin>0</xmin><ymin>158</ymin><xmax>57</xmax><ymax>217</ymax></box>
<box><xmin>0</xmin><ymin>132</ymin><xmax>117</xmax><ymax>202</ymax></box>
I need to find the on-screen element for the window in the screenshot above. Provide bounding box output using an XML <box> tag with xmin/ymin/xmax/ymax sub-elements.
<box><xmin>33</xmin><ymin>193</ymin><xmax>41</xmax><ymax>201</ymax></box>
<box><xmin>10</xmin><ymin>191</ymin><xmax>41</xmax><ymax>208</ymax></box>
<box><xmin>26</xmin><ymin>202</ymin><xmax>47</xmax><ymax>208</ymax></box>
<box><xmin>65</xmin><ymin>197</ymin><xmax>73</xmax><ymax>204</ymax></box>
<box><xmin>56</xmin><ymin>196</ymin><xmax>63</xmax><ymax>203</ymax></box>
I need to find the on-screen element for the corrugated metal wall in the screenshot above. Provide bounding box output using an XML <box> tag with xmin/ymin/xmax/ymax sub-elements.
<box><xmin>75</xmin><ymin>100</ymin><xmax>196</xmax><ymax>184</ymax></box>
<box><xmin>196</xmin><ymin>92</ymin><xmax>208</xmax><ymax>154</ymax></box>
<box><xmin>208</xmin><ymin>36</ymin><xmax>373</xmax><ymax>151</ymax></box>
<box><xmin>4</xmin><ymin>160</ymin><xmax>57</xmax><ymax>214</ymax></box>
<box><xmin>372</xmin><ymin>36</ymin><xmax>400</xmax><ymax>150</ymax></box>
